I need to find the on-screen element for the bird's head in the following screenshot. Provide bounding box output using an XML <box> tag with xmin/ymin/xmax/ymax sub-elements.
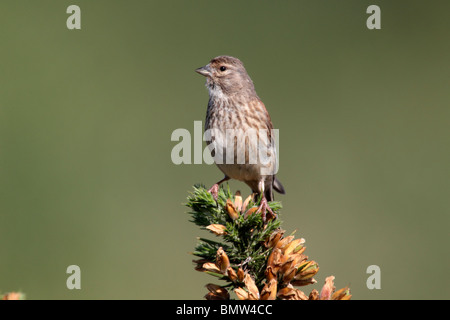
<box><xmin>196</xmin><ymin>56</ymin><xmax>256</xmax><ymax>98</ymax></box>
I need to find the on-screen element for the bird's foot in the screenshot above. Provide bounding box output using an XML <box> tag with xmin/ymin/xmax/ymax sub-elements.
<box><xmin>255</xmin><ymin>196</ymin><xmax>276</xmax><ymax>222</ymax></box>
<box><xmin>207</xmin><ymin>184</ymin><xmax>220</xmax><ymax>201</ymax></box>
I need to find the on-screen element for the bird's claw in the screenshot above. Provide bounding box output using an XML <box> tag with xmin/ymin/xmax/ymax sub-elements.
<box><xmin>255</xmin><ymin>197</ymin><xmax>276</xmax><ymax>222</ymax></box>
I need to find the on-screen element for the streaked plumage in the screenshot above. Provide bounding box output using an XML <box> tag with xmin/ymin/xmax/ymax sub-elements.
<box><xmin>196</xmin><ymin>56</ymin><xmax>285</xmax><ymax>218</ymax></box>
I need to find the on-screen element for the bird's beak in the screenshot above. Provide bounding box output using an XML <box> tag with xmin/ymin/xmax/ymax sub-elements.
<box><xmin>195</xmin><ymin>64</ymin><xmax>212</xmax><ymax>77</ymax></box>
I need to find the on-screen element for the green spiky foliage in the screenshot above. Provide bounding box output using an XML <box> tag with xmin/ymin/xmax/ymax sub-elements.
<box><xmin>186</xmin><ymin>185</ymin><xmax>352</xmax><ymax>301</ymax></box>
<box><xmin>187</xmin><ymin>184</ymin><xmax>281</xmax><ymax>291</ymax></box>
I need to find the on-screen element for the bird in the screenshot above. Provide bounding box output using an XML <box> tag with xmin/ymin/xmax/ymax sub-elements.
<box><xmin>195</xmin><ymin>55</ymin><xmax>285</xmax><ymax>220</ymax></box>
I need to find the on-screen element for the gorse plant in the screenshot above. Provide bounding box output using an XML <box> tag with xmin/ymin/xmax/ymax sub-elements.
<box><xmin>1</xmin><ymin>292</ymin><xmax>25</xmax><ymax>300</ymax></box>
<box><xmin>187</xmin><ymin>185</ymin><xmax>351</xmax><ymax>300</ymax></box>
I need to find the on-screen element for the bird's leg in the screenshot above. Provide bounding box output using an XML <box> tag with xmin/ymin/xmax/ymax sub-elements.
<box><xmin>208</xmin><ymin>176</ymin><xmax>230</xmax><ymax>201</ymax></box>
<box><xmin>256</xmin><ymin>194</ymin><xmax>276</xmax><ymax>222</ymax></box>
<box><xmin>207</xmin><ymin>184</ymin><xmax>220</xmax><ymax>201</ymax></box>
<box><xmin>255</xmin><ymin>180</ymin><xmax>276</xmax><ymax>222</ymax></box>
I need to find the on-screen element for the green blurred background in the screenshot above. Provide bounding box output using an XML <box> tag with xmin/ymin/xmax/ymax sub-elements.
<box><xmin>0</xmin><ymin>0</ymin><xmax>449</xmax><ymax>299</ymax></box>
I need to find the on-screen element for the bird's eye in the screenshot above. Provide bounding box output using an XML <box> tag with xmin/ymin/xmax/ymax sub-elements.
<box><xmin>219</xmin><ymin>66</ymin><xmax>227</xmax><ymax>72</ymax></box>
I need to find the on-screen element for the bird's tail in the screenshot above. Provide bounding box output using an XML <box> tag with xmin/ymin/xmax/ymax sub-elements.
<box><xmin>273</xmin><ymin>177</ymin><xmax>285</xmax><ymax>195</ymax></box>
<box><xmin>264</xmin><ymin>176</ymin><xmax>285</xmax><ymax>201</ymax></box>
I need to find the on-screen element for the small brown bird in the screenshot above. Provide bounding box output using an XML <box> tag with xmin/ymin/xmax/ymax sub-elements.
<box><xmin>196</xmin><ymin>55</ymin><xmax>285</xmax><ymax>219</ymax></box>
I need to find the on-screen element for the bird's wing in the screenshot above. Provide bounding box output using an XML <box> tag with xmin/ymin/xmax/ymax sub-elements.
<box><xmin>247</xmin><ymin>99</ymin><xmax>278</xmax><ymax>176</ymax></box>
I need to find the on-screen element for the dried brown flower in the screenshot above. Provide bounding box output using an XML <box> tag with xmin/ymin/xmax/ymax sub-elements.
<box><xmin>237</xmin><ymin>268</ymin><xmax>245</xmax><ymax>282</ymax></box>
<box><xmin>234</xmin><ymin>287</ymin><xmax>249</xmax><ymax>300</ymax></box>
<box><xmin>264</xmin><ymin>228</ymin><xmax>285</xmax><ymax>248</ymax></box>
<box><xmin>244</xmin><ymin>206</ymin><xmax>258</xmax><ymax>219</ymax></box>
<box><xmin>318</xmin><ymin>276</ymin><xmax>352</xmax><ymax>300</ymax></box>
<box><xmin>241</xmin><ymin>194</ymin><xmax>253</xmax><ymax>213</ymax></box>
<box><xmin>260</xmin><ymin>279</ymin><xmax>277</xmax><ymax>300</ymax></box>
<box><xmin>244</xmin><ymin>273</ymin><xmax>260</xmax><ymax>300</ymax></box>
<box><xmin>308</xmin><ymin>289</ymin><xmax>320</xmax><ymax>300</ymax></box>
<box><xmin>294</xmin><ymin>260</ymin><xmax>319</xmax><ymax>282</ymax></box>
<box><xmin>332</xmin><ymin>286</ymin><xmax>352</xmax><ymax>300</ymax></box>
<box><xmin>227</xmin><ymin>267</ymin><xmax>237</xmax><ymax>282</ymax></box>
<box><xmin>277</xmin><ymin>286</ymin><xmax>308</xmax><ymax>300</ymax></box>
<box><xmin>216</xmin><ymin>247</ymin><xmax>230</xmax><ymax>275</ymax></box>
<box><xmin>1</xmin><ymin>292</ymin><xmax>24</xmax><ymax>300</ymax></box>
<box><xmin>204</xmin><ymin>284</ymin><xmax>230</xmax><ymax>300</ymax></box>
<box><xmin>320</xmin><ymin>275</ymin><xmax>336</xmax><ymax>300</ymax></box>
<box><xmin>234</xmin><ymin>191</ymin><xmax>243</xmax><ymax>213</ymax></box>
<box><xmin>201</xmin><ymin>262</ymin><xmax>221</xmax><ymax>274</ymax></box>
<box><xmin>206</xmin><ymin>224</ymin><xmax>227</xmax><ymax>236</ymax></box>
<box><xmin>225</xmin><ymin>199</ymin><xmax>239</xmax><ymax>220</ymax></box>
